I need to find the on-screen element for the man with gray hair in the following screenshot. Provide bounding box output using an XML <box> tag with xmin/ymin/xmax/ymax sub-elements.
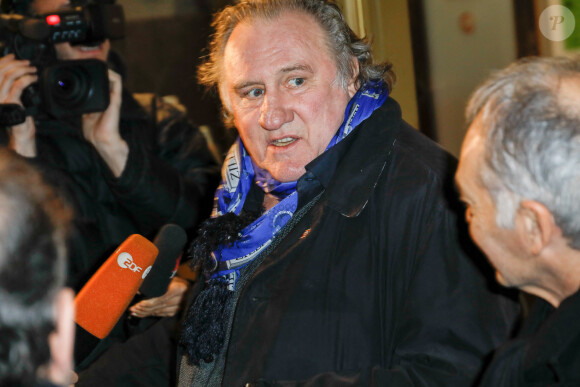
<box><xmin>178</xmin><ymin>0</ymin><xmax>519</xmax><ymax>385</ymax></box>
<box><xmin>0</xmin><ymin>149</ymin><xmax>74</xmax><ymax>386</ymax></box>
<box><xmin>455</xmin><ymin>56</ymin><xmax>580</xmax><ymax>386</ymax></box>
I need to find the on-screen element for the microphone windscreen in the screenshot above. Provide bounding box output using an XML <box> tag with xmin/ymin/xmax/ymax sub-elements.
<box><xmin>139</xmin><ymin>224</ymin><xmax>187</xmax><ymax>298</ymax></box>
<box><xmin>74</xmin><ymin>234</ymin><xmax>158</xmax><ymax>339</ymax></box>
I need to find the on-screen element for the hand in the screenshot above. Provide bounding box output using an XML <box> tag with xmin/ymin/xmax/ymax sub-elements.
<box><xmin>0</xmin><ymin>54</ymin><xmax>38</xmax><ymax>157</ymax></box>
<box><xmin>82</xmin><ymin>69</ymin><xmax>128</xmax><ymax>177</ymax></box>
<box><xmin>0</xmin><ymin>54</ymin><xmax>37</xmax><ymax>104</ymax></box>
<box><xmin>68</xmin><ymin>371</ymin><xmax>78</xmax><ymax>387</ymax></box>
<box><xmin>129</xmin><ymin>277</ymin><xmax>190</xmax><ymax>318</ymax></box>
<box><xmin>8</xmin><ymin>116</ymin><xmax>36</xmax><ymax>157</ymax></box>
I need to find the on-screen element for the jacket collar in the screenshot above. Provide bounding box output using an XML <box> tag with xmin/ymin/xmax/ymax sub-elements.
<box><xmin>305</xmin><ymin>97</ymin><xmax>402</xmax><ymax>217</ymax></box>
<box><xmin>525</xmin><ymin>288</ymin><xmax>580</xmax><ymax>370</ymax></box>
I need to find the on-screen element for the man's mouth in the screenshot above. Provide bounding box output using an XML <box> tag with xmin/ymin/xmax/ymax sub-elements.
<box><xmin>272</xmin><ymin>137</ymin><xmax>297</xmax><ymax>147</ymax></box>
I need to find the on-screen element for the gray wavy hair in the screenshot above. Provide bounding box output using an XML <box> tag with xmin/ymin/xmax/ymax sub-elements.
<box><xmin>466</xmin><ymin>56</ymin><xmax>580</xmax><ymax>249</ymax></box>
<box><xmin>198</xmin><ymin>0</ymin><xmax>395</xmax><ymax>128</ymax></box>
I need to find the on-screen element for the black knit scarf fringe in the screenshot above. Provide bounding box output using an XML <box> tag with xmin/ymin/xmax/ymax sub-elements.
<box><xmin>180</xmin><ymin>210</ymin><xmax>261</xmax><ymax>365</ymax></box>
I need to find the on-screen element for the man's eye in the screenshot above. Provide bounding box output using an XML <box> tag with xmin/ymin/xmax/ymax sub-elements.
<box><xmin>288</xmin><ymin>78</ymin><xmax>305</xmax><ymax>87</ymax></box>
<box><xmin>245</xmin><ymin>88</ymin><xmax>264</xmax><ymax>98</ymax></box>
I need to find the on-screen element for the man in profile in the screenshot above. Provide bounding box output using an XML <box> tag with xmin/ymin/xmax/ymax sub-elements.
<box><xmin>0</xmin><ymin>149</ymin><xmax>74</xmax><ymax>387</ymax></box>
<box><xmin>456</xmin><ymin>56</ymin><xmax>580</xmax><ymax>386</ymax></box>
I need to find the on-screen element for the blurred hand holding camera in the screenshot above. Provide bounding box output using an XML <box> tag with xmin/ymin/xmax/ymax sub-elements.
<box><xmin>82</xmin><ymin>68</ymin><xmax>127</xmax><ymax>177</ymax></box>
<box><xmin>0</xmin><ymin>1</ymin><xmax>124</xmax><ymax>142</ymax></box>
<box><xmin>0</xmin><ymin>53</ymin><xmax>37</xmax><ymax>156</ymax></box>
<box><xmin>0</xmin><ymin>53</ymin><xmax>37</xmax><ymax>103</ymax></box>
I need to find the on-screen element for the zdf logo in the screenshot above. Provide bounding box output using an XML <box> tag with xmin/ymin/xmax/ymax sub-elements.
<box><xmin>539</xmin><ymin>5</ymin><xmax>576</xmax><ymax>42</ymax></box>
<box><xmin>117</xmin><ymin>252</ymin><xmax>143</xmax><ymax>273</ymax></box>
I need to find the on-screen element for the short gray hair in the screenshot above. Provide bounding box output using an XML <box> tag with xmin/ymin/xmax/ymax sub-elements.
<box><xmin>0</xmin><ymin>149</ymin><xmax>71</xmax><ymax>385</ymax></box>
<box><xmin>198</xmin><ymin>0</ymin><xmax>395</xmax><ymax>128</ymax></box>
<box><xmin>466</xmin><ymin>56</ymin><xmax>580</xmax><ymax>248</ymax></box>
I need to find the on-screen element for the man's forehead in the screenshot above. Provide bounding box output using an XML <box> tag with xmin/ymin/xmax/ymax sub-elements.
<box><xmin>225</xmin><ymin>12</ymin><xmax>326</xmax><ymax>55</ymax></box>
<box><xmin>223</xmin><ymin>13</ymin><xmax>331</xmax><ymax>78</ymax></box>
<box><xmin>457</xmin><ymin>118</ymin><xmax>487</xmax><ymax>186</ymax></box>
<box><xmin>462</xmin><ymin>126</ymin><xmax>485</xmax><ymax>156</ymax></box>
<box><xmin>460</xmin><ymin>114</ymin><xmax>487</xmax><ymax>161</ymax></box>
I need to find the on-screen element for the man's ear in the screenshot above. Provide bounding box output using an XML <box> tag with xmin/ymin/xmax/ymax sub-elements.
<box><xmin>516</xmin><ymin>200</ymin><xmax>555</xmax><ymax>255</ymax></box>
<box><xmin>347</xmin><ymin>58</ymin><xmax>360</xmax><ymax>97</ymax></box>
<box><xmin>48</xmin><ymin>288</ymin><xmax>75</xmax><ymax>386</ymax></box>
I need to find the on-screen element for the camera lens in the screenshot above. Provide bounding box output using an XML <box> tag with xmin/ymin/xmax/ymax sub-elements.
<box><xmin>50</xmin><ymin>66</ymin><xmax>92</xmax><ymax>108</ymax></box>
<box><xmin>57</xmin><ymin>79</ymin><xmax>72</xmax><ymax>91</ymax></box>
<box><xmin>41</xmin><ymin>60</ymin><xmax>109</xmax><ymax>117</ymax></box>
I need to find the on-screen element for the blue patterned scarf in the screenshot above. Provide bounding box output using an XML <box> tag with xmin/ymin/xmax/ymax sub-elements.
<box><xmin>210</xmin><ymin>81</ymin><xmax>389</xmax><ymax>290</ymax></box>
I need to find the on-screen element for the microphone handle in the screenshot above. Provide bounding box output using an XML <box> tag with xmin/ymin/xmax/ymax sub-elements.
<box><xmin>74</xmin><ymin>324</ymin><xmax>102</xmax><ymax>365</ymax></box>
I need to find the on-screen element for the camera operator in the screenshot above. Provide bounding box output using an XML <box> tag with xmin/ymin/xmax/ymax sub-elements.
<box><xmin>0</xmin><ymin>0</ymin><xmax>220</xmax><ymax>383</ymax></box>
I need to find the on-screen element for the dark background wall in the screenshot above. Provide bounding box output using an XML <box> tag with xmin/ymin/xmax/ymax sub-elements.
<box><xmin>112</xmin><ymin>0</ymin><xmax>236</xmax><ymax>160</ymax></box>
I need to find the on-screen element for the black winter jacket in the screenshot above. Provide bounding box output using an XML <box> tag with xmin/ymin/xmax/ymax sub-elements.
<box><xmin>178</xmin><ymin>98</ymin><xmax>520</xmax><ymax>386</ymax></box>
<box><xmin>479</xmin><ymin>290</ymin><xmax>580</xmax><ymax>386</ymax></box>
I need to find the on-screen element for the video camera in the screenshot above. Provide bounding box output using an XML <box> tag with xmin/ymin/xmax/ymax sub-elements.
<box><xmin>0</xmin><ymin>0</ymin><xmax>125</xmax><ymax>125</ymax></box>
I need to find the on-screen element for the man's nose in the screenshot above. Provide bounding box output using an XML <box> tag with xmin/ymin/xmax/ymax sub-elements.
<box><xmin>259</xmin><ymin>92</ymin><xmax>293</xmax><ymax>130</ymax></box>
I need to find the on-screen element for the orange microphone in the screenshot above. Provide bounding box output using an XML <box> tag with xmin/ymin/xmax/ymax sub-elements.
<box><xmin>74</xmin><ymin>234</ymin><xmax>158</xmax><ymax>363</ymax></box>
